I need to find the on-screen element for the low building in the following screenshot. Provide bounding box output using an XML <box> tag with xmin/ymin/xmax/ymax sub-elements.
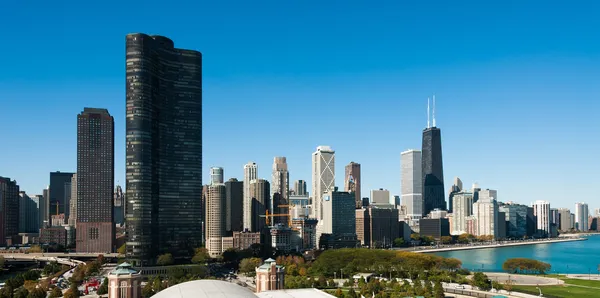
<box><xmin>108</xmin><ymin>262</ymin><xmax>142</xmax><ymax>298</ymax></box>
<box><xmin>270</xmin><ymin>225</ymin><xmax>292</xmax><ymax>252</ymax></box>
<box><xmin>233</xmin><ymin>231</ymin><xmax>261</xmax><ymax>250</ymax></box>
<box><xmin>290</xmin><ymin>218</ymin><xmax>318</xmax><ymax>251</ymax></box>
<box><xmin>419</xmin><ymin>218</ymin><xmax>450</xmax><ymax>240</ymax></box>
<box><xmin>39</xmin><ymin>227</ymin><xmax>67</xmax><ymax>246</ymax></box>
<box><xmin>255</xmin><ymin>258</ymin><xmax>285</xmax><ymax>293</ymax></box>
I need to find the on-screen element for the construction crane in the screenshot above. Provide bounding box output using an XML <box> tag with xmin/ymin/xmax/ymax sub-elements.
<box><xmin>260</xmin><ymin>210</ymin><xmax>291</xmax><ymax>226</ymax></box>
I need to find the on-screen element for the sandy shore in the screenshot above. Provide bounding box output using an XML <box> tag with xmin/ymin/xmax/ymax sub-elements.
<box><xmin>408</xmin><ymin>237</ymin><xmax>586</xmax><ymax>253</ymax></box>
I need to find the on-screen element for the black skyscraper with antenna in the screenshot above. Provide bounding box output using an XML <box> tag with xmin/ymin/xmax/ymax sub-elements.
<box><xmin>422</xmin><ymin>96</ymin><xmax>446</xmax><ymax>216</ymax></box>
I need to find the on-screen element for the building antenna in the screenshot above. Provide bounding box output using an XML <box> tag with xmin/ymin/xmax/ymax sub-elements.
<box><xmin>427</xmin><ymin>97</ymin><xmax>430</xmax><ymax>128</ymax></box>
<box><xmin>432</xmin><ymin>94</ymin><xmax>436</xmax><ymax>127</ymax></box>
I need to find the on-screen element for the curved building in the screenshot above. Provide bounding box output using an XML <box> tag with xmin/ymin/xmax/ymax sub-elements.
<box><xmin>125</xmin><ymin>33</ymin><xmax>202</xmax><ymax>265</ymax></box>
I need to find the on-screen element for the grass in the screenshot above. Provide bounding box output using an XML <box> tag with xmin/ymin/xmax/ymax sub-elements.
<box><xmin>512</xmin><ymin>285</ymin><xmax>600</xmax><ymax>298</ymax></box>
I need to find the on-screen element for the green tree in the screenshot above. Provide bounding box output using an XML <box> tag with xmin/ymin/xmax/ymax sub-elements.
<box><xmin>433</xmin><ymin>280</ymin><xmax>444</xmax><ymax>298</ymax></box>
<box><xmin>97</xmin><ymin>278</ymin><xmax>108</xmax><ymax>295</ymax></box>
<box><xmin>156</xmin><ymin>253</ymin><xmax>174</xmax><ymax>266</ymax></box>
<box><xmin>393</xmin><ymin>238</ymin><xmax>405</xmax><ymax>247</ymax></box>
<box><xmin>28</xmin><ymin>287</ymin><xmax>48</xmax><ymax>298</ymax></box>
<box><xmin>472</xmin><ymin>272</ymin><xmax>492</xmax><ymax>291</ymax></box>
<box><xmin>424</xmin><ymin>279</ymin><xmax>433</xmax><ymax>295</ymax></box>
<box><xmin>334</xmin><ymin>288</ymin><xmax>343</xmax><ymax>297</ymax></box>
<box><xmin>440</xmin><ymin>236</ymin><xmax>453</xmax><ymax>244</ymax></box>
<box><xmin>222</xmin><ymin>248</ymin><xmax>239</xmax><ymax>263</ymax></box>
<box><xmin>29</xmin><ymin>245</ymin><xmax>43</xmax><ymax>253</ymax></box>
<box><xmin>346</xmin><ymin>288</ymin><xmax>358</xmax><ymax>298</ymax></box>
<box><xmin>63</xmin><ymin>284</ymin><xmax>79</xmax><ymax>298</ymax></box>
<box><xmin>14</xmin><ymin>287</ymin><xmax>29</xmax><ymax>298</ymax></box>
<box><xmin>0</xmin><ymin>255</ymin><xmax>4</xmax><ymax>269</ymax></box>
<box><xmin>142</xmin><ymin>281</ymin><xmax>155</xmax><ymax>298</ymax></box>
<box><xmin>192</xmin><ymin>248</ymin><xmax>210</xmax><ymax>264</ymax></box>
<box><xmin>151</xmin><ymin>277</ymin><xmax>164</xmax><ymax>293</ymax></box>
<box><xmin>117</xmin><ymin>244</ymin><xmax>127</xmax><ymax>254</ymax></box>
<box><xmin>239</xmin><ymin>257</ymin><xmax>262</xmax><ymax>276</ymax></box>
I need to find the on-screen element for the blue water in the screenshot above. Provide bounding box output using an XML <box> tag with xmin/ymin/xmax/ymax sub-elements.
<box><xmin>432</xmin><ymin>235</ymin><xmax>600</xmax><ymax>274</ymax></box>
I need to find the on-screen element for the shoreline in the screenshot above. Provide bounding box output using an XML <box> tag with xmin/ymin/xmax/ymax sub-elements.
<box><xmin>405</xmin><ymin>237</ymin><xmax>586</xmax><ymax>253</ymax></box>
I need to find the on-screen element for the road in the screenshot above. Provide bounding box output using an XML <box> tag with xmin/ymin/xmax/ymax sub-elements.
<box><xmin>483</xmin><ymin>272</ymin><xmax>564</xmax><ymax>286</ymax></box>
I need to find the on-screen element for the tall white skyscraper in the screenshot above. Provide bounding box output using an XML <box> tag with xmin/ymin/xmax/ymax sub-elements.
<box><xmin>311</xmin><ymin>146</ymin><xmax>335</xmax><ymax>221</ymax></box>
<box><xmin>533</xmin><ymin>200</ymin><xmax>551</xmax><ymax>236</ymax></box>
<box><xmin>271</xmin><ymin>157</ymin><xmax>289</xmax><ymax>211</ymax></box>
<box><xmin>451</xmin><ymin>191</ymin><xmax>473</xmax><ymax>235</ymax></box>
<box><xmin>210</xmin><ymin>167</ymin><xmax>224</xmax><ymax>185</ymax></box>
<box><xmin>575</xmin><ymin>202</ymin><xmax>589</xmax><ymax>232</ymax></box>
<box><xmin>401</xmin><ymin>150</ymin><xmax>422</xmax><ymax>224</ymax></box>
<box><xmin>243</xmin><ymin>162</ymin><xmax>258</xmax><ymax>231</ymax></box>
<box><xmin>205</xmin><ymin>183</ymin><xmax>226</xmax><ymax>257</ymax></box>
<box><xmin>473</xmin><ymin>196</ymin><xmax>498</xmax><ymax>237</ymax></box>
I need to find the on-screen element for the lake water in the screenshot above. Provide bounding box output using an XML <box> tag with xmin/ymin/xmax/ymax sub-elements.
<box><xmin>432</xmin><ymin>235</ymin><xmax>600</xmax><ymax>274</ymax></box>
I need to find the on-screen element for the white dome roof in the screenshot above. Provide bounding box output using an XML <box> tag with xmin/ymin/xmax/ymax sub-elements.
<box><xmin>153</xmin><ymin>280</ymin><xmax>257</xmax><ymax>298</ymax></box>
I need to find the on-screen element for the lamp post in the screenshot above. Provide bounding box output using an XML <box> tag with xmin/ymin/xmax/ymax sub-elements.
<box><xmin>536</xmin><ymin>285</ymin><xmax>542</xmax><ymax>296</ymax></box>
<box><xmin>341</xmin><ymin>269</ymin><xmax>343</xmax><ymax>280</ymax></box>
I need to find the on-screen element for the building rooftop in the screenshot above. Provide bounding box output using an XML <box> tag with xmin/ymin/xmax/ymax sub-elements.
<box><xmin>256</xmin><ymin>288</ymin><xmax>336</xmax><ymax>298</ymax></box>
<box><xmin>109</xmin><ymin>262</ymin><xmax>139</xmax><ymax>276</ymax></box>
<box><xmin>153</xmin><ymin>280</ymin><xmax>256</xmax><ymax>298</ymax></box>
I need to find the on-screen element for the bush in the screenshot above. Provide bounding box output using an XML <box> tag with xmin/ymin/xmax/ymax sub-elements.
<box><xmin>156</xmin><ymin>253</ymin><xmax>174</xmax><ymax>266</ymax></box>
<box><xmin>502</xmin><ymin>258</ymin><xmax>551</xmax><ymax>274</ymax></box>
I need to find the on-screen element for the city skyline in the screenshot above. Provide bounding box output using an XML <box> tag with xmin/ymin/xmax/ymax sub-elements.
<box><xmin>2</xmin><ymin>1</ymin><xmax>600</xmax><ymax>211</ymax></box>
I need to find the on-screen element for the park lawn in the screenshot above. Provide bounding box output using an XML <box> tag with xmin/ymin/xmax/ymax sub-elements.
<box><xmin>512</xmin><ymin>285</ymin><xmax>600</xmax><ymax>298</ymax></box>
<box><xmin>561</xmin><ymin>278</ymin><xmax>600</xmax><ymax>287</ymax></box>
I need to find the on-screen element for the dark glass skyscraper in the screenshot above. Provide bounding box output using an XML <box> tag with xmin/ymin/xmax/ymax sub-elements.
<box><xmin>0</xmin><ymin>177</ymin><xmax>20</xmax><ymax>246</ymax></box>
<box><xmin>76</xmin><ymin>108</ymin><xmax>114</xmax><ymax>253</ymax></box>
<box><xmin>422</xmin><ymin>100</ymin><xmax>446</xmax><ymax>216</ymax></box>
<box><xmin>49</xmin><ymin>171</ymin><xmax>74</xmax><ymax>220</ymax></box>
<box><xmin>126</xmin><ymin>33</ymin><xmax>202</xmax><ymax>265</ymax></box>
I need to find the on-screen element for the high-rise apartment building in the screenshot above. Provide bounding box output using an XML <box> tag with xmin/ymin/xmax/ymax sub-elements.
<box><xmin>371</xmin><ymin>189</ymin><xmax>390</xmax><ymax>205</ymax></box>
<box><xmin>293</xmin><ymin>180</ymin><xmax>307</xmax><ymax>196</ymax></box>
<box><xmin>250</xmin><ymin>179</ymin><xmax>270</xmax><ymax>232</ymax></box>
<box><xmin>205</xmin><ymin>184</ymin><xmax>226</xmax><ymax>257</ymax></box>
<box><xmin>31</xmin><ymin>195</ymin><xmax>46</xmax><ymax>230</ymax></box>
<box><xmin>401</xmin><ymin>150</ymin><xmax>422</xmax><ymax>225</ymax></box>
<box><xmin>447</xmin><ymin>177</ymin><xmax>462</xmax><ymax>213</ymax></box>
<box><xmin>532</xmin><ymin>200</ymin><xmax>551</xmax><ymax>237</ymax></box>
<box><xmin>271</xmin><ymin>157</ymin><xmax>289</xmax><ymax>214</ymax></box>
<box><xmin>422</xmin><ymin>97</ymin><xmax>446</xmax><ymax>215</ymax></box>
<box><xmin>473</xmin><ymin>197</ymin><xmax>498</xmax><ymax>238</ymax></box>
<box><xmin>451</xmin><ymin>191</ymin><xmax>473</xmax><ymax>235</ymax></box>
<box><xmin>318</xmin><ymin>188</ymin><xmax>357</xmax><ymax>249</ymax></box>
<box><xmin>18</xmin><ymin>192</ymin><xmax>40</xmax><ymax>234</ymax></box>
<box><xmin>311</xmin><ymin>146</ymin><xmax>335</xmax><ymax>221</ymax></box>
<box><xmin>575</xmin><ymin>202</ymin><xmax>589</xmax><ymax>232</ymax></box>
<box><xmin>499</xmin><ymin>202</ymin><xmax>527</xmax><ymax>237</ymax></box>
<box><xmin>210</xmin><ymin>167</ymin><xmax>224</xmax><ymax>185</ymax></box>
<box><xmin>225</xmin><ymin>178</ymin><xmax>243</xmax><ymax>234</ymax></box>
<box><xmin>125</xmin><ymin>34</ymin><xmax>203</xmax><ymax>265</ymax></box>
<box><xmin>68</xmin><ymin>174</ymin><xmax>77</xmax><ymax>227</ymax></box>
<box><xmin>49</xmin><ymin>171</ymin><xmax>75</xmax><ymax>220</ymax></box>
<box><xmin>76</xmin><ymin>108</ymin><xmax>114</xmax><ymax>253</ymax></box>
<box><xmin>557</xmin><ymin>208</ymin><xmax>572</xmax><ymax>232</ymax></box>
<box><xmin>243</xmin><ymin>162</ymin><xmax>258</xmax><ymax>231</ymax></box>
<box><xmin>344</xmin><ymin>162</ymin><xmax>361</xmax><ymax>208</ymax></box>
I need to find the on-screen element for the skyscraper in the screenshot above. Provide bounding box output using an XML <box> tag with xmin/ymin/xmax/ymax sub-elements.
<box><xmin>532</xmin><ymin>200</ymin><xmax>551</xmax><ymax>237</ymax></box>
<box><xmin>473</xmin><ymin>196</ymin><xmax>498</xmax><ymax>238</ymax></box>
<box><xmin>451</xmin><ymin>191</ymin><xmax>473</xmax><ymax>235</ymax></box>
<box><xmin>370</xmin><ymin>189</ymin><xmax>390</xmax><ymax>205</ymax></box>
<box><xmin>205</xmin><ymin>183</ymin><xmax>226</xmax><ymax>257</ymax></box>
<box><xmin>271</xmin><ymin>157</ymin><xmax>289</xmax><ymax>213</ymax></box>
<box><xmin>0</xmin><ymin>177</ymin><xmax>19</xmax><ymax>246</ymax></box>
<box><xmin>250</xmin><ymin>179</ymin><xmax>270</xmax><ymax>232</ymax></box>
<box><xmin>225</xmin><ymin>178</ymin><xmax>243</xmax><ymax>234</ymax></box>
<box><xmin>76</xmin><ymin>108</ymin><xmax>114</xmax><ymax>253</ymax></box>
<box><xmin>401</xmin><ymin>149</ymin><xmax>422</xmax><ymax>224</ymax></box>
<box><xmin>113</xmin><ymin>185</ymin><xmax>125</xmax><ymax>226</ymax></box>
<box><xmin>243</xmin><ymin>162</ymin><xmax>258</xmax><ymax>231</ymax></box>
<box><xmin>311</xmin><ymin>146</ymin><xmax>335</xmax><ymax>221</ymax></box>
<box><xmin>344</xmin><ymin>162</ymin><xmax>361</xmax><ymax>208</ymax></box>
<box><xmin>293</xmin><ymin>180</ymin><xmax>307</xmax><ymax>196</ymax></box>
<box><xmin>125</xmin><ymin>33</ymin><xmax>203</xmax><ymax>265</ymax></box>
<box><xmin>19</xmin><ymin>192</ymin><xmax>39</xmax><ymax>234</ymax></box>
<box><xmin>68</xmin><ymin>174</ymin><xmax>77</xmax><ymax>227</ymax></box>
<box><xmin>422</xmin><ymin>97</ymin><xmax>446</xmax><ymax>216</ymax></box>
<box><xmin>447</xmin><ymin>177</ymin><xmax>462</xmax><ymax>213</ymax></box>
<box><xmin>210</xmin><ymin>167</ymin><xmax>224</xmax><ymax>185</ymax></box>
<box><xmin>575</xmin><ymin>202</ymin><xmax>589</xmax><ymax>232</ymax></box>
<box><xmin>49</xmin><ymin>171</ymin><xmax>74</xmax><ymax>219</ymax></box>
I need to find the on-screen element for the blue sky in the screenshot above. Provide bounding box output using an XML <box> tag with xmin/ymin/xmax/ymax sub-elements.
<box><xmin>1</xmin><ymin>1</ymin><xmax>599</xmax><ymax>211</ymax></box>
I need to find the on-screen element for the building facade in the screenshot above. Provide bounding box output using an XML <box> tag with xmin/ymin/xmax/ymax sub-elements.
<box><xmin>370</xmin><ymin>189</ymin><xmax>390</xmax><ymax>205</ymax></box>
<box><xmin>356</xmin><ymin>207</ymin><xmax>399</xmax><ymax>248</ymax></box>
<box><xmin>76</xmin><ymin>108</ymin><xmax>115</xmax><ymax>253</ymax></box>
<box><xmin>19</xmin><ymin>192</ymin><xmax>39</xmax><ymax>234</ymax></box>
<box><xmin>419</xmin><ymin>218</ymin><xmax>450</xmax><ymax>240</ymax></box>
<box><xmin>293</xmin><ymin>180</ymin><xmax>307</xmax><ymax>196</ymax></box>
<box><xmin>311</xmin><ymin>146</ymin><xmax>335</xmax><ymax>221</ymax></box>
<box><xmin>255</xmin><ymin>258</ymin><xmax>285</xmax><ymax>293</ymax></box>
<box><xmin>68</xmin><ymin>174</ymin><xmax>78</xmax><ymax>227</ymax></box>
<box><xmin>344</xmin><ymin>162</ymin><xmax>361</xmax><ymax>209</ymax></box>
<box><xmin>125</xmin><ymin>34</ymin><xmax>203</xmax><ymax>265</ymax></box>
<box><xmin>401</xmin><ymin>150</ymin><xmax>423</xmax><ymax>226</ymax></box>
<box><xmin>318</xmin><ymin>188</ymin><xmax>357</xmax><ymax>248</ymax></box>
<box><xmin>558</xmin><ymin>208</ymin><xmax>572</xmax><ymax>232</ymax></box>
<box><xmin>232</xmin><ymin>231</ymin><xmax>261</xmax><ymax>250</ymax></box>
<box><xmin>271</xmin><ymin>157</ymin><xmax>289</xmax><ymax>210</ymax></box>
<box><xmin>114</xmin><ymin>185</ymin><xmax>125</xmax><ymax>226</ymax></box>
<box><xmin>108</xmin><ymin>263</ymin><xmax>142</xmax><ymax>298</ymax></box>
<box><xmin>49</xmin><ymin>171</ymin><xmax>75</xmax><ymax>222</ymax></box>
<box><xmin>210</xmin><ymin>167</ymin><xmax>224</xmax><ymax>185</ymax></box>
<box><xmin>473</xmin><ymin>197</ymin><xmax>498</xmax><ymax>238</ymax></box>
<box><xmin>447</xmin><ymin>177</ymin><xmax>463</xmax><ymax>213</ymax></box>
<box><xmin>533</xmin><ymin>200</ymin><xmax>551</xmax><ymax>237</ymax></box>
<box><xmin>575</xmin><ymin>202</ymin><xmax>589</xmax><ymax>232</ymax></box>
<box><xmin>250</xmin><ymin>179</ymin><xmax>270</xmax><ymax>232</ymax></box>
<box><xmin>421</xmin><ymin>104</ymin><xmax>446</xmax><ymax>215</ymax></box>
<box><xmin>243</xmin><ymin>162</ymin><xmax>258</xmax><ymax>231</ymax></box>
<box><xmin>451</xmin><ymin>191</ymin><xmax>473</xmax><ymax>235</ymax></box>
<box><xmin>499</xmin><ymin>202</ymin><xmax>528</xmax><ymax>238</ymax></box>
<box><xmin>0</xmin><ymin>177</ymin><xmax>20</xmax><ymax>245</ymax></box>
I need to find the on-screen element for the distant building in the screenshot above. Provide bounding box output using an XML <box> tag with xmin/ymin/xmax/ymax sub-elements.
<box><xmin>40</xmin><ymin>226</ymin><xmax>67</xmax><ymax>247</ymax></box>
<box><xmin>52</xmin><ymin>214</ymin><xmax>65</xmax><ymax>227</ymax></box>
<box><xmin>243</xmin><ymin>162</ymin><xmax>258</xmax><ymax>231</ymax></box>
<box><xmin>293</xmin><ymin>180</ymin><xmax>307</xmax><ymax>196</ymax></box>
<box><xmin>532</xmin><ymin>200</ymin><xmax>551</xmax><ymax>237</ymax></box>
<box><xmin>289</xmin><ymin>195</ymin><xmax>309</xmax><ymax>208</ymax></box>
<box><xmin>497</xmin><ymin>212</ymin><xmax>507</xmax><ymax>239</ymax></box>
<box><xmin>401</xmin><ymin>149</ymin><xmax>423</xmax><ymax>227</ymax></box>
<box><xmin>356</xmin><ymin>206</ymin><xmax>399</xmax><ymax>248</ymax></box>
<box><xmin>19</xmin><ymin>192</ymin><xmax>39</xmax><ymax>234</ymax></box>
<box><xmin>317</xmin><ymin>187</ymin><xmax>358</xmax><ymax>249</ymax></box>
<box><xmin>371</xmin><ymin>189</ymin><xmax>390</xmax><ymax>205</ymax></box>
<box><xmin>250</xmin><ymin>179</ymin><xmax>270</xmax><ymax>233</ymax></box>
<box><xmin>210</xmin><ymin>167</ymin><xmax>224</xmax><ymax>185</ymax></box>
<box><xmin>271</xmin><ymin>157</ymin><xmax>289</xmax><ymax>214</ymax></box>
<box><xmin>421</xmin><ymin>101</ymin><xmax>446</xmax><ymax>216</ymax></box>
<box><xmin>206</xmin><ymin>183</ymin><xmax>226</xmax><ymax>257</ymax></box>
<box><xmin>473</xmin><ymin>197</ymin><xmax>498</xmax><ymax>238</ymax></box>
<box><xmin>69</xmin><ymin>174</ymin><xmax>78</xmax><ymax>227</ymax></box>
<box><xmin>447</xmin><ymin>177</ymin><xmax>463</xmax><ymax>213</ymax></box>
<box><xmin>270</xmin><ymin>225</ymin><xmax>292</xmax><ymax>252</ymax></box>
<box><xmin>499</xmin><ymin>202</ymin><xmax>528</xmax><ymax>238</ymax></box>
<box><xmin>451</xmin><ymin>191</ymin><xmax>473</xmax><ymax>235</ymax></box>
<box><xmin>108</xmin><ymin>262</ymin><xmax>142</xmax><ymax>298</ymax></box>
<box><xmin>344</xmin><ymin>162</ymin><xmax>361</xmax><ymax>208</ymax></box>
<box><xmin>225</xmin><ymin>178</ymin><xmax>243</xmax><ymax>234</ymax></box>
<box><xmin>232</xmin><ymin>231</ymin><xmax>261</xmax><ymax>250</ymax></box>
<box><xmin>114</xmin><ymin>185</ymin><xmax>125</xmax><ymax>226</ymax></box>
<box><xmin>255</xmin><ymin>258</ymin><xmax>285</xmax><ymax>293</ymax></box>
<box><xmin>429</xmin><ymin>209</ymin><xmax>447</xmax><ymax>219</ymax></box>
<box><xmin>312</xmin><ymin>146</ymin><xmax>335</xmax><ymax>222</ymax></box>
<box><xmin>0</xmin><ymin>177</ymin><xmax>20</xmax><ymax>245</ymax></box>
<box><xmin>49</xmin><ymin>171</ymin><xmax>75</xmax><ymax>222</ymax></box>
<box><xmin>76</xmin><ymin>108</ymin><xmax>115</xmax><ymax>253</ymax></box>
<box><xmin>575</xmin><ymin>202</ymin><xmax>589</xmax><ymax>232</ymax></box>
<box><xmin>290</xmin><ymin>218</ymin><xmax>318</xmax><ymax>251</ymax></box>
<box><xmin>419</xmin><ymin>218</ymin><xmax>450</xmax><ymax>240</ymax></box>
<box><xmin>557</xmin><ymin>208</ymin><xmax>572</xmax><ymax>232</ymax></box>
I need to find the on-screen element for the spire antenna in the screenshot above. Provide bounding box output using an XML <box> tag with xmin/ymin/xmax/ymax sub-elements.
<box><xmin>427</xmin><ymin>97</ymin><xmax>430</xmax><ymax>128</ymax></box>
<box><xmin>432</xmin><ymin>94</ymin><xmax>436</xmax><ymax>127</ymax></box>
